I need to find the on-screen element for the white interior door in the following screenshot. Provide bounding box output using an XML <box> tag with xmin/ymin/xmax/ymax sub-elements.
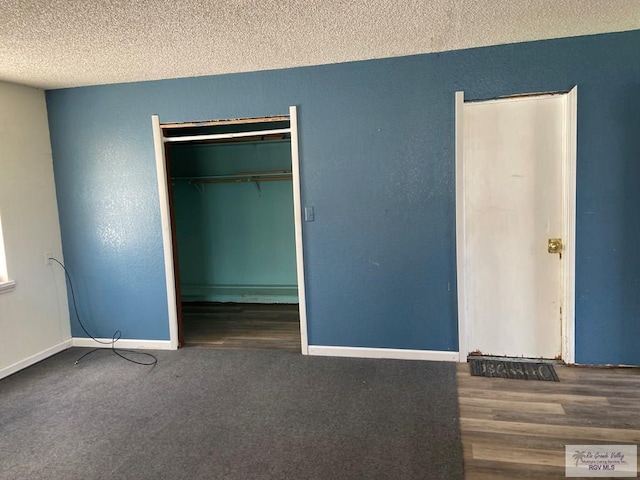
<box><xmin>462</xmin><ymin>93</ymin><xmax>567</xmax><ymax>359</ymax></box>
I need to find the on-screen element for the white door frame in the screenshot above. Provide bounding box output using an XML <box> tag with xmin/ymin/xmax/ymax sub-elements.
<box><xmin>152</xmin><ymin>106</ymin><xmax>309</xmax><ymax>354</ymax></box>
<box><xmin>455</xmin><ymin>88</ymin><xmax>577</xmax><ymax>364</ymax></box>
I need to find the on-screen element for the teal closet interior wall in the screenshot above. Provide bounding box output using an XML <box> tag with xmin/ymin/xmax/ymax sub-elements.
<box><xmin>169</xmin><ymin>140</ymin><xmax>298</xmax><ymax>303</ymax></box>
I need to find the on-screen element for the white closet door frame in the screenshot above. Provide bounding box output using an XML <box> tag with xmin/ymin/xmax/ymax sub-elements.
<box><xmin>152</xmin><ymin>115</ymin><xmax>179</xmax><ymax>349</ymax></box>
<box><xmin>152</xmin><ymin>106</ymin><xmax>309</xmax><ymax>354</ymax></box>
<box><xmin>289</xmin><ymin>106</ymin><xmax>309</xmax><ymax>354</ymax></box>
<box><xmin>454</xmin><ymin>88</ymin><xmax>577</xmax><ymax>364</ymax></box>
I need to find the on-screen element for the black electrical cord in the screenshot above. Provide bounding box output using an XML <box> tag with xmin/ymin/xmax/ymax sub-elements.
<box><xmin>50</xmin><ymin>257</ymin><xmax>158</xmax><ymax>366</ymax></box>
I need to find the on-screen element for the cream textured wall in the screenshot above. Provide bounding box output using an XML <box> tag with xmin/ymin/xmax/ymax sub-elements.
<box><xmin>1</xmin><ymin>0</ymin><xmax>639</xmax><ymax>89</ymax></box>
<box><xmin>0</xmin><ymin>81</ymin><xmax>70</xmax><ymax>379</ymax></box>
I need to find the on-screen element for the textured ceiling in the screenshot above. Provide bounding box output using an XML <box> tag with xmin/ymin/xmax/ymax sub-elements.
<box><xmin>1</xmin><ymin>0</ymin><xmax>639</xmax><ymax>90</ymax></box>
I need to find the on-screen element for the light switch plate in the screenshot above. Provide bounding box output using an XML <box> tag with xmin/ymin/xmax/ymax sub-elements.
<box><xmin>304</xmin><ymin>207</ymin><xmax>315</xmax><ymax>222</ymax></box>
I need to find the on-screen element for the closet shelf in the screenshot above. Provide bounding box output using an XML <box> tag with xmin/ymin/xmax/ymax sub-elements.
<box><xmin>173</xmin><ymin>170</ymin><xmax>292</xmax><ymax>184</ymax></box>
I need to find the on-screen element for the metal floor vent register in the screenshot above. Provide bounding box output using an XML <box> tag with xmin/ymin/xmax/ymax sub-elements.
<box><xmin>469</xmin><ymin>359</ymin><xmax>559</xmax><ymax>381</ymax></box>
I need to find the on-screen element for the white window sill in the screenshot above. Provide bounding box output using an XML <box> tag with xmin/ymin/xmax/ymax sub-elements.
<box><xmin>0</xmin><ymin>280</ymin><xmax>16</xmax><ymax>294</ymax></box>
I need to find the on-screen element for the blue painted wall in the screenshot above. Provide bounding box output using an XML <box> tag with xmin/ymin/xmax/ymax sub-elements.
<box><xmin>169</xmin><ymin>141</ymin><xmax>297</xmax><ymax>302</ymax></box>
<box><xmin>47</xmin><ymin>30</ymin><xmax>640</xmax><ymax>364</ymax></box>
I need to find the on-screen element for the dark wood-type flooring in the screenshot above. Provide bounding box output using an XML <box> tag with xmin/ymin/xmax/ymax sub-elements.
<box><xmin>458</xmin><ymin>362</ymin><xmax>640</xmax><ymax>479</ymax></box>
<box><xmin>181</xmin><ymin>302</ymin><xmax>301</xmax><ymax>352</ymax></box>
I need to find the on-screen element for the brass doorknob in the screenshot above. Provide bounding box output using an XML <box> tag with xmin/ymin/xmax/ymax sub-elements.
<box><xmin>548</xmin><ymin>238</ymin><xmax>562</xmax><ymax>254</ymax></box>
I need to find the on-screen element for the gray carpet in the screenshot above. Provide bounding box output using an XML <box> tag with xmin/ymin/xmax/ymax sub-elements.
<box><xmin>0</xmin><ymin>347</ymin><xmax>463</xmax><ymax>480</ymax></box>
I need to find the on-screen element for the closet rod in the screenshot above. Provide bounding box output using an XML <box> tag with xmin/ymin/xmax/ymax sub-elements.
<box><xmin>173</xmin><ymin>170</ymin><xmax>292</xmax><ymax>181</ymax></box>
<box><xmin>192</xmin><ymin>175</ymin><xmax>292</xmax><ymax>184</ymax></box>
<box><xmin>163</xmin><ymin>128</ymin><xmax>291</xmax><ymax>144</ymax></box>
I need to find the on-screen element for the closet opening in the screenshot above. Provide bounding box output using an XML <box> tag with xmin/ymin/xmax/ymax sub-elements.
<box><xmin>152</xmin><ymin>109</ymin><xmax>308</xmax><ymax>353</ymax></box>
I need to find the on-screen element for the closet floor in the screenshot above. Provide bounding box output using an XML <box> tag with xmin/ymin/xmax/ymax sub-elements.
<box><xmin>181</xmin><ymin>302</ymin><xmax>301</xmax><ymax>353</ymax></box>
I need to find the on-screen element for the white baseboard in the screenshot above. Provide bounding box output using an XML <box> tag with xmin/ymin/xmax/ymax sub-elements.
<box><xmin>0</xmin><ymin>339</ymin><xmax>73</xmax><ymax>380</ymax></box>
<box><xmin>307</xmin><ymin>345</ymin><xmax>459</xmax><ymax>362</ymax></box>
<box><xmin>72</xmin><ymin>337</ymin><xmax>174</xmax><ymax>350</ymax></box>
